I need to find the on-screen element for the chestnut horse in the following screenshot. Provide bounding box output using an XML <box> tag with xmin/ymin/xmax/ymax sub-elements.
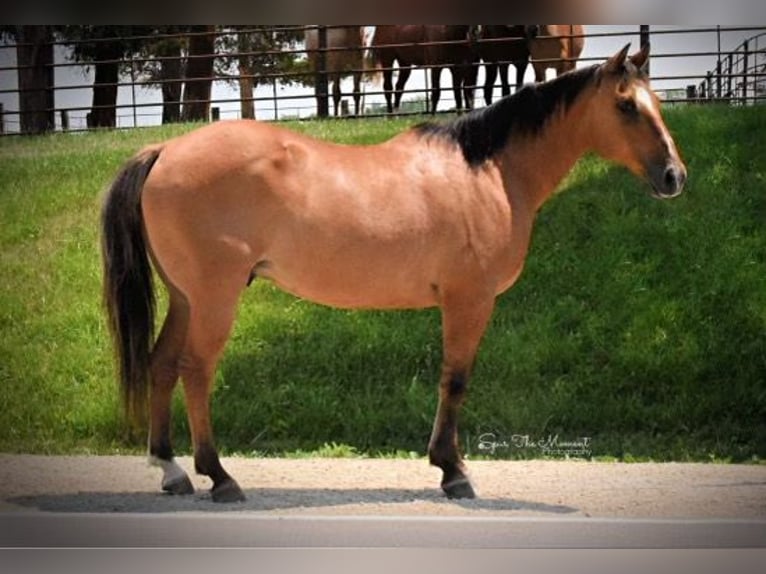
<box><xmin>102</xmin><ymin>45</ymin><xmax>685</xmax><ymax>502</ymax></box>
<box><xmin>477</xmin><ymin>25</ymin><xmax>529</xmax><ymax>105</ymax></box>
<box><xmin>371</xmin><ymin>25</ymin><xmax>478</xmax><ymax>114</ymax></box>
<box><xmin>526</xmin><ymin>24</ymin><xmax>585</xmax><ymax>82</ymax></box>
<box><xmin>304</xmin><ymin>25</ymin><xmax>366</xmax><ymax>116</ymax></box>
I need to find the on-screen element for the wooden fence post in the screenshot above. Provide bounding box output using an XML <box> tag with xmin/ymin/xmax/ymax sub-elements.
<box><xmin>60</xmin><ymin>109</ymin><xmax>69</xmax><ymax>131</ymax></box>
<box><xmin>0</xmin><ymin>103</ymin><xmax>4</xmax><ymax>134</ymax></box>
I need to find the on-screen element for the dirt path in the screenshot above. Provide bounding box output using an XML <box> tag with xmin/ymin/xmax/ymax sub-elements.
<box><xmin>1</xmin><ymin>454</ymin><xmax>765</xmax><ymax>518</ymax></box>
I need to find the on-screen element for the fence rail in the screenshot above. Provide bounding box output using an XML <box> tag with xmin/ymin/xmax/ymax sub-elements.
<box><xmin>1</xmin><ymin>25</ymin><xmax>764</xmax><ymax>135</ymax></box>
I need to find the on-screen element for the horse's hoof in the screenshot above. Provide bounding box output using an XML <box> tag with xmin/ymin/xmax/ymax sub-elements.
<box><xmin>211</xmin><ymin>478</ymin><xmax>246</xmax><ymax>503</ymax></box>
<box><xmin>442</xmin><ymin>477</ymin><xmax>476</xmax><ymax>499</ymax></box>
<box><xmin>162</xmin><ymin>474</ymin><xmax>195</xmax><ymax>496</ymax></box>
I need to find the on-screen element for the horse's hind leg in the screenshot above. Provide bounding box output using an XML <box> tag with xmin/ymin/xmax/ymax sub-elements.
<box><xmin>180</xmin><ymin>287</ymin><xmax>245</xmax><ymax>502</ymax></box>
<box><xmin>429</xmin><ymin>290</ymin><xmax>495</xmax><ymax>499</ymax></box>
<box><xmin>148</xmin><ymin>291</ymin><xmax>194</xmax><ymax>495</ymax></box>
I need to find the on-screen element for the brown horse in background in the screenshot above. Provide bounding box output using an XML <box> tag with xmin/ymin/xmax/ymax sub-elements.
<box><xmin>371</xmin><ymin>25</ymin><xmax>478</xmax><ymax>114</ymax></box>
<box><xmin>101</xmin><ymin>45</ymin><xmax>685</xmax><ymax>503</ymax></box>
<box><xmin>526</xmin><ymin>25</ymin><xmax>585</xmax><ymax>82</ymax></box>
<box><xmin>305</xmin><ymin>25</ymin><xmax>367</xmax><ymax>116</ymax></box>
<box><xmin>477</xmin><ymin>25</ymin><xmax>529</xmax><ymax>105</ymax></box>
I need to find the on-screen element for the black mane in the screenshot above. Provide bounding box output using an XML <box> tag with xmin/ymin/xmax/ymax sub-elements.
<box><xmin>415</xmin><ymin>64</ymin><xmax>599</xmax><ymax>167</ymax></box>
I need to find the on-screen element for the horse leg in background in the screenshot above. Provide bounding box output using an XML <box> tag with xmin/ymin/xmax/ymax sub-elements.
<box><xmin>430</xmin><ymin>66</ymin><xmax>443</xmax><ymax>114</ymax></box>
<box><xmin>382</xmin><ymin>66</ymin><xmax>395</xmax><ymax>113</ymax></box>
<box><xmin>514</xmin><ymin>59</ymin><xmax>529</xmax><ymax>91</ymax></box>
<box><xmin>148</xmin><ymin>290</ymin><xmax>193</xmax><ymax>495</ymax></box>
<box><xmin>332</xmin><ymin>75</ymin><xmax>342</xmax><ymax>116</ymax></box>
<box><xmin>352</xmin><ymin>69</ymin><xmax>362</xmax><ymax>116</ymax></box>
<box><xmin>533</xmin><ymin>62</ymin><xmax>547</xmax><ymax>83</ymax></box>
<box><xmin>179</xmin><ymin>288</ymin><xmax>245</xmax><ymax>503</ymax></box>
<box><xmin>447</xmin><ymin>66</ymin><xmax>465</xmax><ymax>112</ymax></box>
<box><xmin>483</xmin><ymin>63</ymin><xmax>498</xmax><ymax>105</ymax></box>
<box><xmin>428</xmin><ymin>290</ymin><xmax>495</xmax><ymax>498</ymax></box>
<box><xmin>558</xmin><ymin>57</ymin><xmax>576</xmax><ymax>77</ymax></box>
<box><xmin>394</xmin><ymin>65</ymin><xmax>412</xmax><ymax>113</ymax></box>
<box><xmin>462</xmin><ymin>62</ymin><xmax>477</xmax><ymax>111</ymax></box>
<box><xmin>499</xmin><ymin>62</ymin><xmax>511</xmax><ymax>98</ymax></box>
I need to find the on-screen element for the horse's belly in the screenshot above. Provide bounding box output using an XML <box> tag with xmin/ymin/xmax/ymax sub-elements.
<box><xmin>255</xmin><ymin>254</ymin><xmax>439</xmax><ymax>310</ymax></box>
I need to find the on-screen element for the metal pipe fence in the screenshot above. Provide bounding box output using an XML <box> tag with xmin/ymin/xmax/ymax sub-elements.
<box><xmin>0</xmin><ymin>25</ymin><xmax>764</xmax><ymax>135</ymax></box>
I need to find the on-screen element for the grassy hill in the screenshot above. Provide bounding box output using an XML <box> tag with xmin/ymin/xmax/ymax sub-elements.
<box><xmin>0</xmin><ymin>106</ymin><xmax>764</xmax><ymax>461</ymax></box>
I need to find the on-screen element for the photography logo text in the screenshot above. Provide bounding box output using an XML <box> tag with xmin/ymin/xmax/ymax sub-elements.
<box><xmin>477</xmin><ymin>432</ymin><xmax>592</xmax><ymax>458</ymax></box>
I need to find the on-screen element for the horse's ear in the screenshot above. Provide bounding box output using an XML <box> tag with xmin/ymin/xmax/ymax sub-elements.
<box><xmin>603</xmin><ymin>43</ymin><xmax>631</xmax><ymax>74</ymax></box>
<box><xmin>630</xmin><ymin>42</ymin><xmax>650</xmax><ymax>74</ymax></box>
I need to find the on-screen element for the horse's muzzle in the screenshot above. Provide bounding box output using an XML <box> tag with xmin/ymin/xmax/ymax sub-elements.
<box><xmin>648</xmin><ymin>160</ymin><xmax>687</xmax><ymax>199</ymax></box>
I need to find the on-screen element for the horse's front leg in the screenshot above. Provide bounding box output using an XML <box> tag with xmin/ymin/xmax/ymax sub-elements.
<box><xmin>429</xmin><ymin>290</ymin><xmax>495</xmax><ymax>499</ymax></box>
<box><xmin>430</xmin><ymin>66</ymin><xmax>443</xmax><ymax>114</ymax></box>
<box><xmin>383</xmin><ymin>69</ymin><xmax>394</xmax><ymax>113</ymax></box>
<box><xmin>394</xmin><ymin>65</ymin><xmax>412</xmax><ymax>112</ymax></box>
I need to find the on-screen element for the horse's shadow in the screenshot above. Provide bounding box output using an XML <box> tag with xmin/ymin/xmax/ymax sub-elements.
<box><xmin>8</xmin><ymin>488</ymin><xmax>578</xmax><ymax>515</ymax></box>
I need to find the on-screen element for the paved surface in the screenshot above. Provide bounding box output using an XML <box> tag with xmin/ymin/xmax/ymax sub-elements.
<box><xmin>1</xmin><ymin>454</ymin><xmax>765</xmax><ymax>549</ymax></box>
<box><xmin>1</xmin><ymin>512</ymin><xmax>765</xmax><ymax>548</ymax></box>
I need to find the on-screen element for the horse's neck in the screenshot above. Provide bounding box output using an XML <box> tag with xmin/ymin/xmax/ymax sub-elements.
<box><xmin>500</xmin><ymin>101</ymin><xmax>590</xmax><ymax>213</ymax></box>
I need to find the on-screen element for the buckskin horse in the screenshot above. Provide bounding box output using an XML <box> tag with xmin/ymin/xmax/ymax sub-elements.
<box><xmin>304</xmin><ymin>25</ymin><xmax>367</xmax><ymax>116</ymax></box>
<box><xmin>526</xmin><ymin>24</ymin><xmax>585</xmax><ymax>82</ymax></box>
<box><xmin>371</xmin><ymin>25</ymin><xmax>478</xmax><ymax>114</ymax></box>
<box><xmin>102</xmin><ymin>45</ymin><xmax>686</xmax><ymax>502</ymax></box>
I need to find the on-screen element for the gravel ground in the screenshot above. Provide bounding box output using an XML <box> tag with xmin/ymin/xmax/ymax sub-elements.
<box><xmin>1</xmin><ymin>454</ymin><xmax>765</xmax><ymax>518</ymax></box>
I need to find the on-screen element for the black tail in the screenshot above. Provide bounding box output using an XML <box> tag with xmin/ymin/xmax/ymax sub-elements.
<box><xmin>101</xmin><ymin>145</ymin><xmax>162</xmax><ymax>426</ymax></box>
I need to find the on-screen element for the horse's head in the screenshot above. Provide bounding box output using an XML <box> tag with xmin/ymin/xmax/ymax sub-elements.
<box><xmin>587</xmin><ymin>44</ymin><xmax>686</xmax><ymax>199</ymax></box>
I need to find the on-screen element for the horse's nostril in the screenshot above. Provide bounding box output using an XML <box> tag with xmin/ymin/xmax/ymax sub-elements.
<box><xmin>664</xmin><ymin>165</ymin><xmax>685</xmax><ymax>192</ymax></box>
<box><xmin>664</xmin><ymin>167</ymin><xmax>677</xmax><ymax>188</ymax></box>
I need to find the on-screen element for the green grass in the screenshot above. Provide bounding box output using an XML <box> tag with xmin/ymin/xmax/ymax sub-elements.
<box><xmin>1</xmin><ymin>107</ymin><xmax>765</xmax><ymax>462</ymax></box>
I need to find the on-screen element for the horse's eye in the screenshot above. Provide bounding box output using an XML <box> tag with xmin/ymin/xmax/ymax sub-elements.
<box><xmin>618</xmin><ymin>98</ymin><xmax>638</xmax><ymax>116</ymax></box>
